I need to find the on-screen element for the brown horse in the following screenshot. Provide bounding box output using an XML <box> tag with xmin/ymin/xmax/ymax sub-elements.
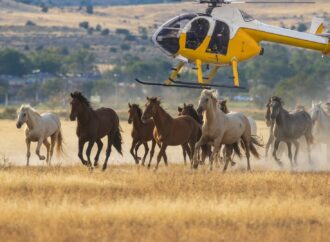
<box><xmin>142</xmin><ymin>97</ymin><xmax>201</xmax><ymax>170</ymax></box>
<box><xmin>70</xmin><ymin>92</ymin><xmax>122</xmax><ymax>170</ymax></box>
<box><xmin>128</xmin><ymin>103</ymin><xmax>156</xmax><ymax>166</ymax></box>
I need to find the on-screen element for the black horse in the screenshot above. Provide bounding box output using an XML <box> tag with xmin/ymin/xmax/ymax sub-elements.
<box><xmin>267</xmin><ymin>96</ymin><xmax>313</xmax><ymax>167</ymax></box>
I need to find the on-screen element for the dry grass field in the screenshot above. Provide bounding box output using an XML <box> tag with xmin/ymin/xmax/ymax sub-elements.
<box><xmin>0</xmin><ymin>119</ymin><xmax>330</xmax><ymax>241</ymax></box>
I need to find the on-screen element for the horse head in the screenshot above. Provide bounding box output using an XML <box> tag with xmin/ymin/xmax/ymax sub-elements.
<box><xmin>70</xmin><ymin>91</ymin><xmax>90</xmax><ymax>121</ymax></box>
<box><xmin>197</xmin><ymin>89</ymin><xmax>218</xmax><ymax>115</ymax></box>
<box><xmin>269</xmin><ymin>96</ymin><xmax>283</xmax><ymax>121</ymax></box>
<box><xmin>142</xmin><ymin>96</ymin><xmax>160</xmax><ymax>123</ymax></box>
<box><xmin>219</xmin><ymin>99</ymin><xmax>229</xmax><ymax>114</ymax></box>
<box><xmin>310</xmin><ymin>102</ymin><xmax>324</xmax><ymax>125</ymax></box>
<box><xmin>16</xmin><ymin>105</ymin><xmax>30</xmax><ymax>129</ymax></box>
<box><xmin>128</xmin><ymin>103</ymin><xmax>142</xmax><ymax>124</ymax></box>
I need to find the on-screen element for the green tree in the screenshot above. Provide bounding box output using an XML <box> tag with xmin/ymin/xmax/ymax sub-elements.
<box><xmin>30</xmin><ymin>49</ymin><xmax>63</xmax><ymax>74</ymax></box>
<box><xmin>0</xmin><ymin>49</ymin><xmax>33</xmax><ymax>76</ymax></box>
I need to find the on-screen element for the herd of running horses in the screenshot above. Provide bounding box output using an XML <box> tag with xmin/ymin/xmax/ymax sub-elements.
<box><xmin>15</xmin><ymin>90</ymin><xmax>330</xmax><ymax>171</ymax></box>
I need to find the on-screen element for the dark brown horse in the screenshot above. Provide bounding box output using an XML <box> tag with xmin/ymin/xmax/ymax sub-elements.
<box><xmin>128</xmin><ymin>103</ymin><xmax>156</xmax><ymax>166</ymax></box>
<box><xmin>178</xmin><ymin>103</ymin><xmax>211</xmax><ymax>164</ymax></box>
<box><xmin>142</xmin><ymin>97</ymin><xmax>201</xmax><ymax>170</ymax></box>
<box><xmin>70</xmin><ymin>92</ymin><xmax>122</xmax><ymax>170</ymax></box>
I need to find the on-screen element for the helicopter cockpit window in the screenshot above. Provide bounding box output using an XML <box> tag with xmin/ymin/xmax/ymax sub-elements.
<box><xmin>207</xmin><ymin>20</ymin><xmax>230</xmax><ymax>55</ymax></box>
<box><xmin>154</xmin><ymin>13</ymin><xmax>198</xmax><ymax>55</ymax></box>
<box><xmin>240</xmin><ymin>10</ymin><xmax>254</xmax><ymax>22</ymax></box>
<box><xmin>186</xmin><ymin>18</ymin><xmax>210</xmax><ymax>50</ymax></box>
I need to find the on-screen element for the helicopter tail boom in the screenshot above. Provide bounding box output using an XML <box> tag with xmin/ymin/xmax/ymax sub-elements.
<box><xmin>244</xmin><ymin>24</ymin><xmax>329</xmax><ymax>55</ymax></box>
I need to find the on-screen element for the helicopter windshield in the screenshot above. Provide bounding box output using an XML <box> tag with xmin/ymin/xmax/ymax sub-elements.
<box><xmin>153</xmin><ymin>13</ymin><xmax>198</xmax><ymax>55</ymax></box>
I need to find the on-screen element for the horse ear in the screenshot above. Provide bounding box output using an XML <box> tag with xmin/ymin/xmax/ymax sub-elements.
<box><xmin>70</xmin><ymin>93</ymin><xmax>74</xmax><ymax>98</ymax></box>
<box><xmin>223</xmin><ymin>99</ymin><xmax>227</xmax><ymax>104</ymax></box>
<box><xmin>146</xmin><ymin>96</ymin><xmax>150</xmax><ymax>101</ymax></box>
<box><xmin>128</xmin><ymin>102</ymin><xmax>131</xmax><ymax>108</ymax></box>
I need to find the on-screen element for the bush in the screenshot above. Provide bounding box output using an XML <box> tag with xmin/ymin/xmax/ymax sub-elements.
<box><xmin>0</xmin><ymin>107</ymin><xmax>17</xmax><ymax>120</ymax></box>
<box><xmin>116</xmin><ymin>28</ymin><xmax>130</xmax><ymax>35</ymax></box>
<box><xmin>109</xmin><ymin>47</ymin><xmax>117</xmax><ymax>53</ymax></box>
<box><xmin>120</xmin><ymin>44</ymin><xmax>131</xmax><ymax>51</ymax></box>
<box><xmin>41</xmin><ymin>5</ymin><xmax>48</xmax><ymax>13</ymax></box>
<box><xmin>101</xmin><ymin>28</ymin><xmax>110</xmax><ymax>36</ymax></box>
<box><xmin>79</xmin><ymin>21</ymin><xmax>89</xmax><ymax>30</ymax></box>
<box><xmin>95</xmin><ymin>24</ymin><xmax>102</xmax><ymax>31</ymax></box>
<box><xmin>86</xmin><ymin>5</ymin><xmax>93</xmax><ymax>14</ymax></box>
<box><xmin>25</xmin><ymin>20</ymin><xmax>36</xmax><ymax>27</ymax></box>
<box><xmin>297</xmin><ymin>22</ymin><xmax>308</xmax><ymax>32</ymax></box>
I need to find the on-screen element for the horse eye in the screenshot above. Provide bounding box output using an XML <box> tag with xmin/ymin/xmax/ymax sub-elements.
<box><xmin>205</xmin><ymin>98</ymin><xmax>209</xmax><ymax>102</ymax></box>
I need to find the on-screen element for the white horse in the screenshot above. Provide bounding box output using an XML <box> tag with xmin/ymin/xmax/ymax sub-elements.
<box><xmin>194</xmin><ymin>89</ymin><xmax>262</xmax><ymax>171</ymax></box>
<box><xmin>311</xmin><ymin>102</ymin><xmax>330</xmax><ymax>161</ymax></box>
<box><xmin>16</xmin><ymin>105</ymin><xmax>63</xmax><ymax>166</ymax></box>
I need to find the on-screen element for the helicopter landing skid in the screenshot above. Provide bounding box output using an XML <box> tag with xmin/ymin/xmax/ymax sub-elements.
<box><xmin>135</xmin><ymin>78</ymin><xmax>246</xmax><ymax>90</ymax></box>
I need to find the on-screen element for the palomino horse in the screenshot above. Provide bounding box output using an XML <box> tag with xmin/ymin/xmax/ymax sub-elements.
<box><xmin>220</xmin><ymin>100</ymin><xmax>257</xmax><ymax>136</ymax></box>
<box><xmin>194</xmin><ymin>89</ymin><xmax>262</xmax><ymax>171</ymax></box>
<box><xmin>128</xmin><ymin>103</ymin><xmax>156</xmax><ymax>166</ymax></box>
<box><xmin>142</xmin><ymin>97</ymin><xmax>201</xmax><ymax>170</ymax></box>
<box><xmin>16</xmin><ymin>105</ymin><xmax>63</xmax><ymax>166</ymax></box>
<box><xmin>70</xmin><ymin>92</ymin><xmax>122</xmax><ymax>170</ymax></box>
<box><xmin>268</xmin><ymin>96</ymin><xmax>313</xmax><ymax>167</ymax></box>
<box><xmin>311</xmin><ymin>102</ymin><xmax>330</xmax><ymax>162</ymax></box>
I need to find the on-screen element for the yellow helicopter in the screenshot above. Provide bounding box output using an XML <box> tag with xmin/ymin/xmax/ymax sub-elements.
<box><xmin>136</xmin><ymin>0</ymin><xmax>330</xmax><ymax>89</ymax></box>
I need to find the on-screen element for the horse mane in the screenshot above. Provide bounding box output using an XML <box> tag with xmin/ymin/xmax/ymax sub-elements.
<box><xmin>202</xmin><ymin>89</ymin><xmax>219</xmax><ymax>100</ymax></box>
<box><xmin>19</xmin><ymin>104</ymin><xmax>41</xmax><ymax>117</ymax></box>
<box><xmin>271</xmin><ymin>96</ymin><xmax>283</xmax><ymax>106</ymax></box>
<box><xmin>71</xmin><ymin>91</ymin><xmax>91</xmax><ymax>107</ymax></box>
<box><xmin>219</xmin><ymin>100</ymin><xmax>229</xmax><ymax>114</ymax></box>
<box><xmin>132</xmin><ymin>104</ymin><xmax>142</xmax><ymax>118</ymax></box>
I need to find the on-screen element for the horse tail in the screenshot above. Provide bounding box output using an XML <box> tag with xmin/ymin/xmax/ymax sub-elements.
<box><xmin>249</xmin><ymin>136</ymin><xmax>263</xmax><ymax>159</ymax></box>
<box><xmin>306</xmin><ymin>123</ymin><xmax>314</xmax><ymax>145</ymax></box>
<box><xmin>56</xmin><ymin>129</ymin><xmax>64</xmax><ymax>155</ymax></box>
<box><xmin>232</xmin><ymin>142</ymin><xmax>242</xmax><ymax>158</ymax></box>
<box><xmin>113</xmin><ymin>127</ymin><xmax>123</xmax><ymax>156</ymax></box>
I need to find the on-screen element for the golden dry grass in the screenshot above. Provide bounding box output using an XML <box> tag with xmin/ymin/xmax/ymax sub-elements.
<box><xmin>0</xmin><ymin>119</ymin><xmax>330</xmax><ymax>241</ymax></box>
<box><xmin>0</xmin><ymin>165</ymin><xmax>329</xmax><ymax>242</ymax></box>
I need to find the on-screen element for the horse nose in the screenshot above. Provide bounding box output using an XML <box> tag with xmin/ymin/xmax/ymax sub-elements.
<box><xmin>16</xmin><ymin>123</ymin><xmax>21</xmax><ymax>129</ymax></box>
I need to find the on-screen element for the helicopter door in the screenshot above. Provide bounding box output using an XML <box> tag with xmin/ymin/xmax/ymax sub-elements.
<box><xmin>186</xmin><ymin>18</ymin><xmax>210</xmax><ymax>50</ymax></box>
<box><xmin>207</xmin><ymin>20</ymin><xmax>230</xmax><ymax>55</ymax></box>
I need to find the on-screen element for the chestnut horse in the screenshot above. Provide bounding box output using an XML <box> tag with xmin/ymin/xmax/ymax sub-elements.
<box><xmin>142</xmin><ymin>97</ymin><xmax>201</xmax><ymax>170</ymax></box>
<box><xmin>128</xmin><ymin>103</ymin><xmax>156</xmax><ymax>166</ymax></box>
<box><xmin>70</xmin><ymin>92</ymin><xmax>122</xmax><ymax>170</ymax></box>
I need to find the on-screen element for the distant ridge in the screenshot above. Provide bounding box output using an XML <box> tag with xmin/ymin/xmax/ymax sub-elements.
<box><xmin>14</xmin><ymin>0</ymin><xmax>182</xmax><ymax>7</ymax></box>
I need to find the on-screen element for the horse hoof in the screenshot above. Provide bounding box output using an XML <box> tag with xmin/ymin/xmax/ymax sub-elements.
<box><xmin>39</xmin><ymin>156</ymin><xmax>45</xmax><ymax>161</ymax></box>
<box><xmin>231</xmin><ymin>161</ymin><xmax>236</xmax><ymax>167</ymax></box>
<box><xmin>94</xmin><ymin>163</ymin><xmax>99</xmax><ymax>168</ymax></box>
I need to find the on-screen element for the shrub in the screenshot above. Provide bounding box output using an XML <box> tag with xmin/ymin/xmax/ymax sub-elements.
<box><xmin>101</xmin><ymin>28</ymin><xmax>110</xmax><ymax>36</ymax></box>
<box><xmin>0</xmin><ymin>107</ymin><xmax>17</xmax><ymax>120</ymax></box>
<box><xmin>25</xmin><ymin>20</ymin><xmax>36</xmax><ymax>27</ymax></box>
<box><xmin>79</xmin><ymin>21</ymin><xmax>89</xmax><ymax>30</ymax></box>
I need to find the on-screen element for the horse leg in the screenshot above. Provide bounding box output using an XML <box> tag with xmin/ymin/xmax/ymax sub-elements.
<box><xmin>182</xmin><ymin>143</ymin><xmax>191</xmax><ymax>166</ymax></box>
<box><xmin>193</xmin><ymin>135</ymin><xmax>209</xmax><ymax>169</ymax></box>
<box><xmin>25</xmin><ymin>138</ymin><xmax>31</xmax><ymax>166</ymax></box>
<box><xmin>86</xmin><ymin>140</ymin><xmax>95</xmax><ymax>168</ymax></box>
<box><xmin>142</xmin><ymin>142</ymin><xmax>149</xmax><ymax>166</ymax></box>
<box><xmin>210</xmin><ymin>139</ymin><xmax>222</xmax><ymax>171</ymax></box>
<box><xmin>155</xmin><ymin>144</ymin><xmax>167</xmax><ymax>171</ymax></box>
<box><xmin>103</xmin><ymin>134</ymin><xmax>114</xmax><ymax>171</ymax></box>
<box><xmin>286</xmin><ymin>142</ymin><xmax>293</xmax><ymax>169</ymax></box>
<box><xmin>223</xmin><ymin>146</ymin><xmax>232</xmax><ymax>172</ymax></box>
<box><xmin>78</xmin><ymin>138</ymin><xmax>88</xmax><ymax>166</ymax></box>
<box><xmin>292</xmin><ymin>140</ymin><xmax>300</xmax><ymax>166</ymax></box>
<box><xmin>181</xmin><ymin>145</ymin><xmax>187</xmax><ymax>165</ymax></box>
<box><xmin>265</xmin><ymin>133</ymin><xmax>274</xmax><ymax>157</ymax></box>
<box><xmin>272</xmin><ymin>139</ymin><xmax>283</xmax><ymax>166</ymax></box>
<box><xmin>94</xmin><ymin>139</ymin><xmax>103</xmax><ymax>167</ymax></box>
<box><xmin>43</xmin><ymin>139</ymin><xmax>50</xmax><ymax>165</ymax></box>
<box><xmin>130</xmin><ymin>138</ymin><xmax>139</xmax><ymax>164</ymax></box>
<box><xmin>241</xmin><ymin>137</ymin><xmax>251</xmax><ymax>171</ymax></box>
<box><xmin>36</xmin><ymin>137</ymin><xmax>46</xmax><ymax>161</ymax></box>
<box><xmin>148</xmin><ymin>139</ymin><xmax>156</xmax><ymax>169</ymax></box>
<box><xmin>135</xmin><ymin>141</ymin><xmax>143</xmax><ymax>162</ymax></box>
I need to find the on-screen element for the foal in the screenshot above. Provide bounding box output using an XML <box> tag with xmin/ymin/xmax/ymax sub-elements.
<box><xmin>142</xmin><ymin>97</ymin><xmax>201</xmax><ymax>170</ymax></box>
<box><xmin>70</xmin><ymin>92</ymin><xmax>122</xmax><ymax>170</ymax></box>
<box><xmin>128</xmin><ymin>103</ymin><xmax>156</xmax><ymax>166</ymax></box>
